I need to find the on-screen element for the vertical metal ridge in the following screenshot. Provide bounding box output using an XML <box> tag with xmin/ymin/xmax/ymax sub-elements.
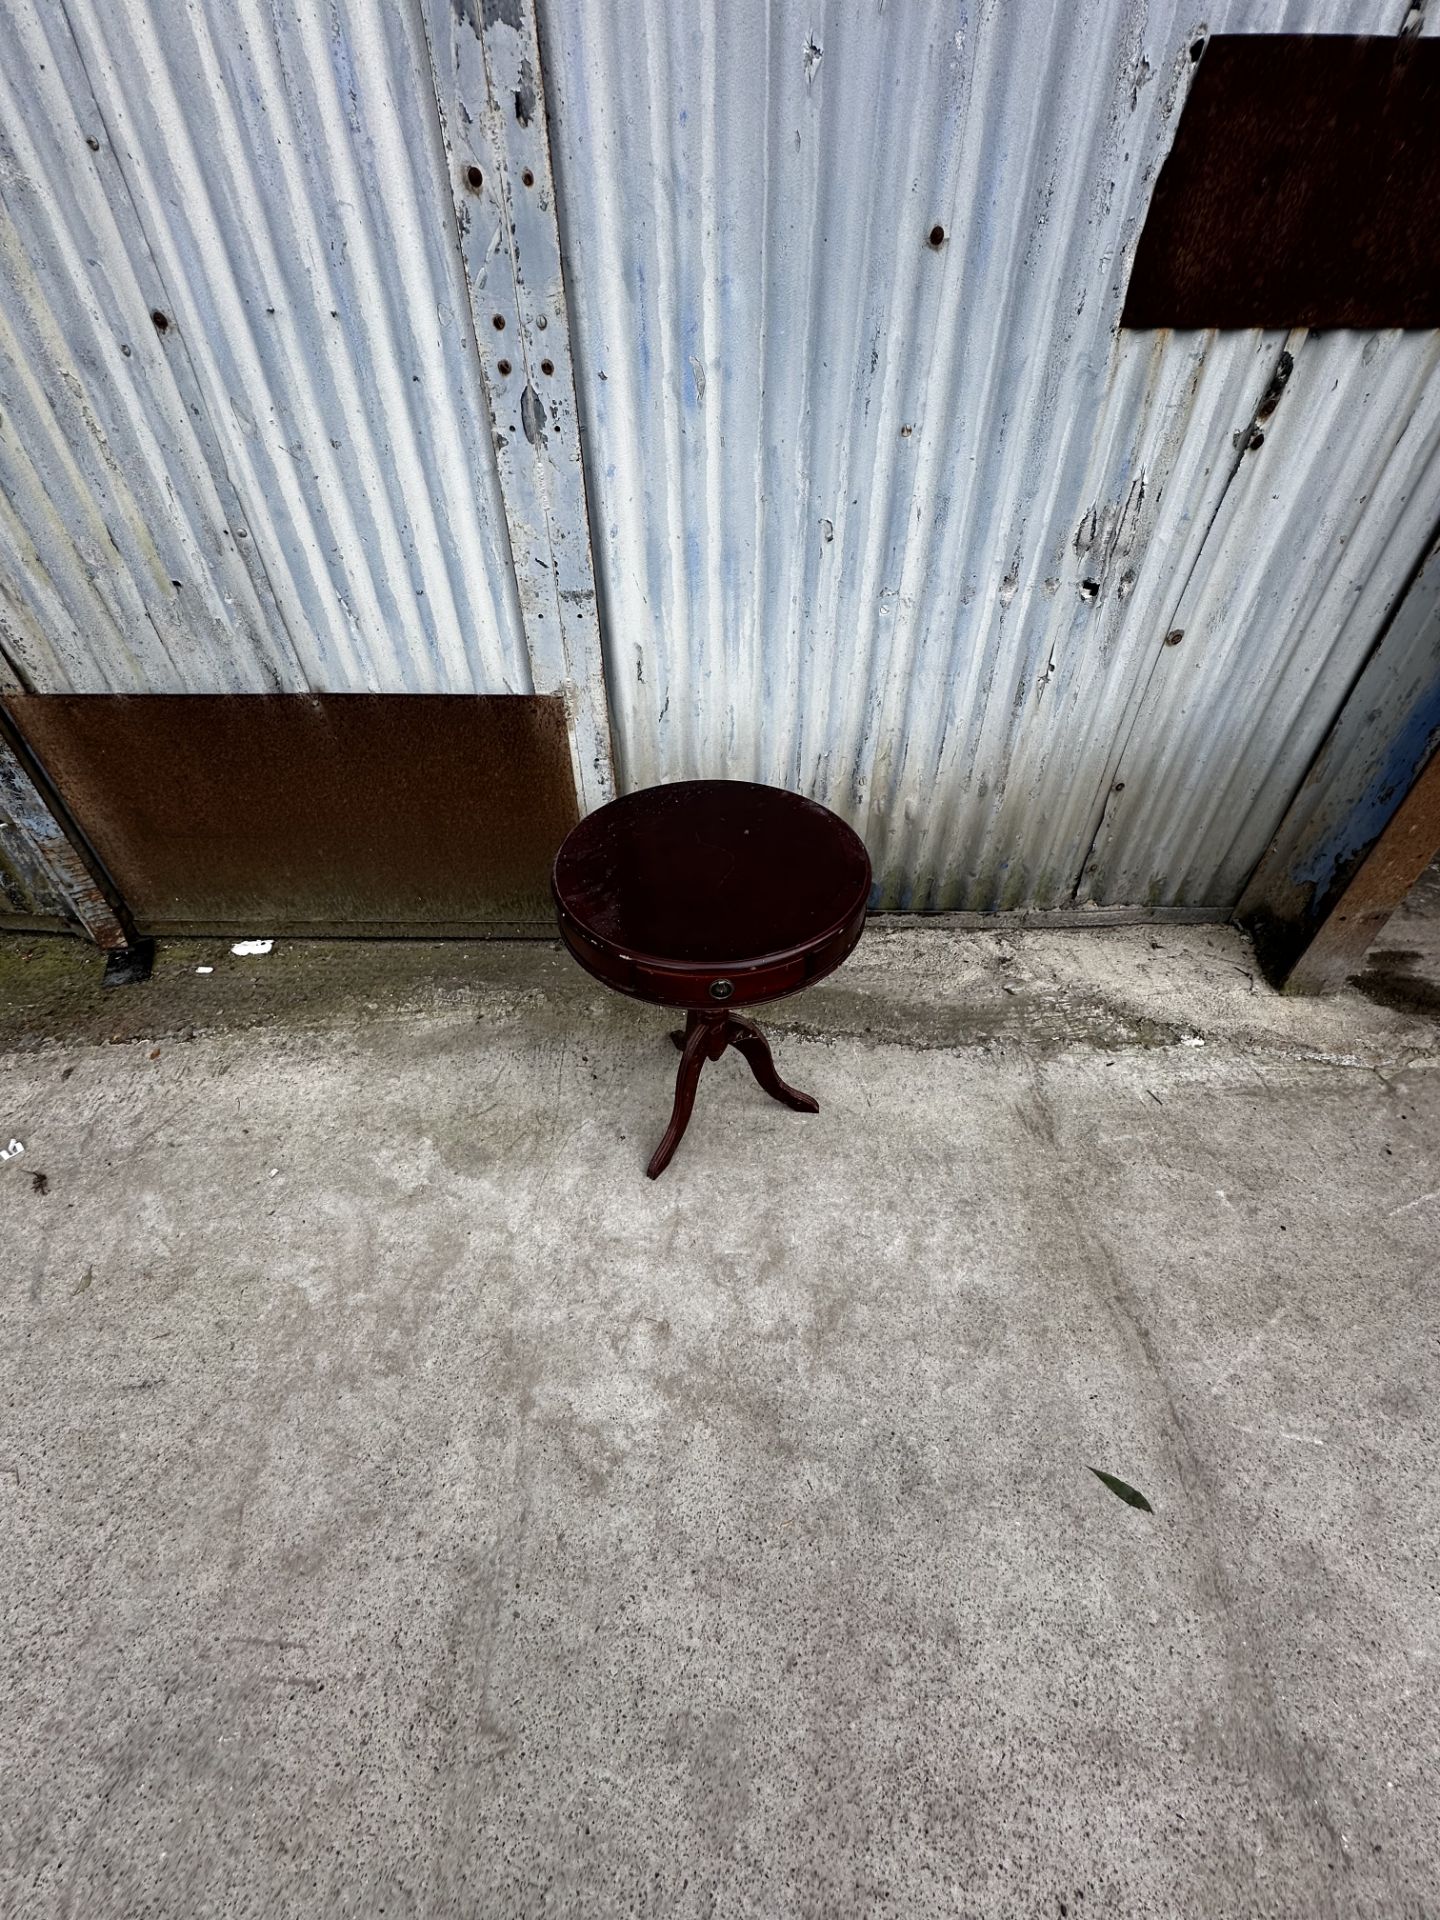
<box><xmin>748</xmin><ymin>2</ymin><xmax>778</xmax><ymax>790</ymax></box>
<box><xmin>695</xmin><ymin>14</ymin><xmax>726</xmax><ymax>778</ymax></box>
<box><xmin>771</xmin><ymin>3</ymin><xmax>836</xmax><ymax>798</ymax></box>
<box><xmin>542</xmin><ymin>0</ymin><xmax>642</xmax><ymax>773</ymax></box>
<box><xmin>648</xmin><ymin>10</ymin><xmax>694</xmax><ymax>777</ymax></box>
<box><xmin>888</xmin><ymin>0</ymin><xmax>1116</xmax><ymax>908</ymax></box>
<box><xmin>825</xmin><ymin>6</ymin><xmax>950</xmax><ymax>834</ymax></box>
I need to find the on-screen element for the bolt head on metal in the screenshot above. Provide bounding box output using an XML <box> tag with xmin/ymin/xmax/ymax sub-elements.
<box><xmin>709</xmin><ymin>978</ymin><xmax>734</xmax><ymax>1001</ymax></box>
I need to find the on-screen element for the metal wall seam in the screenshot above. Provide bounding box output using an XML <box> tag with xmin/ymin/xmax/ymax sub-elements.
<box><xmin>539</xmin><ymin>0</ymin><xmax>1439</xmax><ymax>910</ymax></box>
<box><xmin>421</xmin><ymin>0</ymin><xmax>615</xmax><ymax>810</ymax></box>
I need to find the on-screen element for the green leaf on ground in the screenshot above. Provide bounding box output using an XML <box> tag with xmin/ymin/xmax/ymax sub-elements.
<box><xmin>1089</xmin><ymin>1467</ymin><xmax>1153</xmax><ymax>1512</ymax></box>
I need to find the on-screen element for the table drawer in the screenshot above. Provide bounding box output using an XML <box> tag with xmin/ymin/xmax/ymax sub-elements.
<box><xmin>634</xmin><ymin>953</ymin><xmax>808</xmax><ymax>1007</ymax></box>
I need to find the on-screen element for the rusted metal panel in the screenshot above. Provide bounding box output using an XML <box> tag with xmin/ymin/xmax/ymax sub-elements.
<box><xmin>4</xmin><ymin>695</ymin><xmax>578</xmax><ymax>934</ymax></box>
<box><xmin>1123</xmin><ymin>37</ymin><xmax>1440</xmax><ymax>330</ymax></box>
<box><xmin>538</xmin><ymin>0</ymin><xmax>1440</xmax><ymax>913</ymax></box>
<box><xmin>0</xmin><ymin>729</ymin><xmax>129</xmax><ymax>943</ymax></box>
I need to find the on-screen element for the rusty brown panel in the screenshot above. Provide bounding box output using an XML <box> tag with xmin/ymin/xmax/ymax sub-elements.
<box><xmin>2</xmin><ymin>694</ymin><xmax>578</xmax><ymax>934</ymax></box>
<box><xmin>1123</xmin><ymin>36</ymin><xmax>1440</xmax><ymax>329</ymax></box>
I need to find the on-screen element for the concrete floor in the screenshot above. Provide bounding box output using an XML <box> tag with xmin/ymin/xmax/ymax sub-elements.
<box><xmin>1</xmin><ymin>915</ymin><xmax>1438</xmax><ymax>1919</ymax></box>
<box><xmin>1348</xmin><ymin>853</ymin><xmax>1440</xmax><ymax>1020</ymax></box>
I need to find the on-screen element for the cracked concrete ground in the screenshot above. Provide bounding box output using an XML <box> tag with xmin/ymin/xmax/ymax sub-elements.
<box><xmin>1</xmin><ymin>914</ymin><xmax>1437</xmax><ymax>1919</ymax></box>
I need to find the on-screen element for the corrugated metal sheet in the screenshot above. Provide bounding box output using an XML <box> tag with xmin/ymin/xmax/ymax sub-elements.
<box><xmin>0</xmin><ymin>737</ymin><xmax>71</xmax><ymax>923</ymax></box>
<box><xmin>539</xmin><ymin>0</ymin><xmax>1440</xmax><ymax>911</ymax></box>
<box><xmin>1086</xmin><ymin>325</ymin><xmax>1440</xmax><ymax>906</ymax></box>
<box><xmin>1237</xmin><ymin>522</ymin><xmax>1440</xmax><ymax>939</ymax></box>
<box><xmin>0</xmin><ymin>730</ymin><xmax>127</xmax><ymax>942</ymax></box>
<box><xmin>4</xmin><ymin>0</ymin><xmax>1436</xmax><ymax>923</ymax></box>
<box><xmin>0</xmin><ymin>0</ymin><xmax>528</xmax><ymax>696</ymax></box>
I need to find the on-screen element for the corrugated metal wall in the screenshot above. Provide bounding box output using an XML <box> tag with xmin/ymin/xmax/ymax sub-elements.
<box><xmin>0</xmin><ymin>742</ymin><xmax>72</xmax><ymax>924</ymax></box>
<box><xmin>3</xmin><ymin>0</ymin><xmax>1437</xmax><ymax>925</ymax></box>
<box><xmin>0</xmin><ymin>0</ymin><xmax>530</xmax><ymax>696</ymax></box>
<box><xmin>539</xmin><ymin>0</ymin><xmax>1440</xmax><ymax>911</ymax></box>
<box><xmin>1239</xmin><ymin>523</ymin><xmax>1440</xmax><ymax>935</ymax></box>
<box><xmin>0</xmin><ymin>732</ymin><xmax>125</xmax><ymax>941</ymax></box>
<box><xmin>1086</xmin><ymin>324</ymin><xmax>1440</xmax><ymax>907</ymax></box>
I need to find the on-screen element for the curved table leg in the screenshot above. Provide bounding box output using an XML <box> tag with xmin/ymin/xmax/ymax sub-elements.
<box><xmin>647</xmin><ymin>1017</ymin><xmax>715</xmax><ymax>1179</ymax></box>
<box><xmin>726</xmin><ymin>1014</ymin><xmax>819</xmax><ymax>1113</ymax></box>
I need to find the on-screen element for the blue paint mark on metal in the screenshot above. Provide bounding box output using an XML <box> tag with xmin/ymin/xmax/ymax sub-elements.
<box><xmin>632</xmin><ymin>258</ymin><xmax>651</xmax><ymax>388</ymax></box>
<box><xmin>1237</xmin><ymin>513</ymin><xmax>1440</xmax><ymax>943</ymax></box>
<box><xmin>1292</xmin><ymin>672</ymin><xmax>1440</xmax><ymax>906</ymax></box>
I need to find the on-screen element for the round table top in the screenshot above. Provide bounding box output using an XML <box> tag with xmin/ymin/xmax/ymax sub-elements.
<box><xmin>552</xmin><ymin>780</ymin><xmax>871</xmax><ymax>970</ymax></box>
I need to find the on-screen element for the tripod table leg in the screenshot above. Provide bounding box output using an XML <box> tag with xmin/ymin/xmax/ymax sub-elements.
<box><xmin>726</xmin><ymin>1014</ymin><xmax>819</xmax><ymax>1113</ymax></box>
<box><xmin>647</xmin><ymin>1017</ymin><xmax>714</xmax><ymax>1178</ymax></box>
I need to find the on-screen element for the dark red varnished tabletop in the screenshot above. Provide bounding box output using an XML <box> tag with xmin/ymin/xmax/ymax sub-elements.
<box><xmin>552</xmin><ymin>780</ymin><xmax>871</xmax><ymax>1007</ymax></box>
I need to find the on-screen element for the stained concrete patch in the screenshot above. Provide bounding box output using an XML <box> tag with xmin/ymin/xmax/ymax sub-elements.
<box><xmin>1351</xmin><ymin>855</ymin><xmax>1440</xmax><ymax>1019</ymax></box>
<box><xmin>0</xmin><ymin>924</ymin><xmax>1436</xmax><ymax>1917</ymax></box>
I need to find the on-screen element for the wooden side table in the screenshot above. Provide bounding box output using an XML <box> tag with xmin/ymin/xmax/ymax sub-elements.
<box><xmin>552</xmin><ymin>780</ymin><xmax>872</xmax><ymax>1177</ymax></box>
